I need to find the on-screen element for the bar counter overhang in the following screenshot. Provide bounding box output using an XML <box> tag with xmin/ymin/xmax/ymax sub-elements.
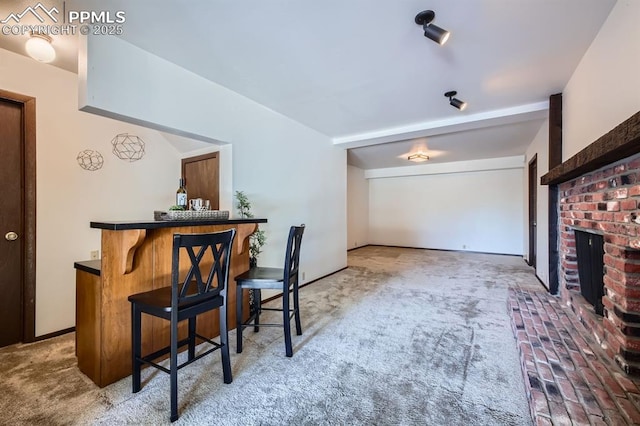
<box><xmin>75</xmin><ymin>218</ymin><xmax>267</xmax><ymax>387</ymax></box>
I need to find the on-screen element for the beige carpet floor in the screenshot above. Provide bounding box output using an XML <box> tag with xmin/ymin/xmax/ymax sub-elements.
<box><xmin>0</xmin><ymin>246</ymin><xmax>543</xmax><ymax>425</ymax></box>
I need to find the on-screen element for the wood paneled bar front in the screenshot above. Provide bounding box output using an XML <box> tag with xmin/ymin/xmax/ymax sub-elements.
<box><xmin>75</xmin><ymin>218</ymin><xmax>266</xmax><ymax>387</ymax></box>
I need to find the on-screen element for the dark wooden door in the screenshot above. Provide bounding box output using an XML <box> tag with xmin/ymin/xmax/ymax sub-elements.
<box><xmin>181</xmin><ymin>152</ymin><xmax>220</xmax><ymax>210</ymax></box>
<box><xmin>0</xmin><ymin>90</ymin><xmax>36</xmax><ymax>347</ymax></box>
<box><xmin>528</xmin><ymin>155</ymin><xmax>538</xmax><ymax>269</ymax></box>
<box><xmin>0</xmin><ymin>98</ymin><xmax>25</xmax><ymax>347</ymax></box>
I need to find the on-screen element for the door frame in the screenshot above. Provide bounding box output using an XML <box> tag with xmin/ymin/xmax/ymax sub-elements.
<box><xmin>528</xmin><ymin>154</ymin><xmax>537</xmax><ymax>269</ymax></box>
<box><xmin>1</xmin><ymin>89</ymin><xmax>36</xmax><ymax>343</ymax></box>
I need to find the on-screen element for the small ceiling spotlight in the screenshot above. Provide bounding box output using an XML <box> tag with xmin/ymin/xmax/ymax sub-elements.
<box><xmin>25</xmin><ymin>32</ymin><xmax>55</xmax><ymax>63</ymax></box>
<box><xmin>444</xmin><ymin>91</ymin><xmax>467</xmax><ymax>111</ymax></box>
<box><xmin>414</xmin><ymin>10</ymin><xmax>450</xmax><ymax>45</ymax></box>
<box><xmin>408</xmin><ymin>152</ymin><xmax>430</xmax><ymax>162</ymax></box>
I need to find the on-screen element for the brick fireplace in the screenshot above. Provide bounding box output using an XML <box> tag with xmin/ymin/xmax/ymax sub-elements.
<box><xmin>542</xmin><ymin>111</ymin><xmax>640</xmax><ymax>375</ymax></box>
<box><xmin>558</xmin><ymin>153</ymin><xmax>640</xmax><ymax>373</ymax></box>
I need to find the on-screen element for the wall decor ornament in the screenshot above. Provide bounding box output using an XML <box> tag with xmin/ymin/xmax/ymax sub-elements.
<box><xmin>76</xmin><ymin>149</ymin><xmax>104</xmax><ymax>171</ymax></box>
<box><xmin>111</xmin><ymin>133</ymin><xmax>145</xmax><ymax>162</ymax></box>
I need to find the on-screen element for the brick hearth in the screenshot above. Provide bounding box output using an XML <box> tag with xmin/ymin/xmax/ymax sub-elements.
<box><xmin>558</xmin><ymin>152</ymin><xmax>640</xmax><ymax>374</ymax></box>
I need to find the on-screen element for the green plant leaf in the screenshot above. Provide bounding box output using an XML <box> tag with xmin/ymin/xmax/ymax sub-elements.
<box><xmin>235</xmin><ymin>190</ymin><xmax>267</xmax><ymax>264</ymax></box>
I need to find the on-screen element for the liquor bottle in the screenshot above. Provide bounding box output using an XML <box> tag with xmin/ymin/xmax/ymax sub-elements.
<box><xmin>176</xmin><ymin>178</ymin><xmax>187</xmax><ymax>209</ymax></box>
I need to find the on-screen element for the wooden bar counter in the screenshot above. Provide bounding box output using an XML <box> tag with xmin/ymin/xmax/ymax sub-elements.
<box><xmin>75</xmin><ymin>218</ymin><xmax>266</xmax><ymax>387</ymax></box>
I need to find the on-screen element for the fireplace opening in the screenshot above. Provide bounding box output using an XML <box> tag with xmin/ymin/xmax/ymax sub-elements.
<box><xmin>574</xmin><ymin>229</ymin><xmax>605</xmax><ymax>316</ymax></box>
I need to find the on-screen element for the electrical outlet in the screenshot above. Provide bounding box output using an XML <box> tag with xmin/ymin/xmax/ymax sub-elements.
<box><xmin>302</xmin><ymin>272</ymin><xmax>306</xmax><ymax>281</ymax></box>
<box><xmin>90</xmin><ymin>250</ymin><xmax>100</xmax><ymax>260</ymax></box>
<box><xmin>462</xmin><ymin>245</ymin><xmax>467</xmax><ymax>249</ymax></box>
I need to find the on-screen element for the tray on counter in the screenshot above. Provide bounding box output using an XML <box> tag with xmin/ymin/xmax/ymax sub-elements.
<box><xmin>155</xmin><ymin>210</ymin><xmax>230</xmax><ymax>221</ymax></box>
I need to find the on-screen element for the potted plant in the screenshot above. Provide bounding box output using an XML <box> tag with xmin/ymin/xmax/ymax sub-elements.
<box><xmin>235</xmin><ymin>191</ymin><xmax>266</xmax><ymax>268</ymax></box>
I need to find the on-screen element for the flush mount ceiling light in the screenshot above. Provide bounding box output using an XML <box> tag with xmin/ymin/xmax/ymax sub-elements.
<box><xmin>408</xmin><ymin>152</ymin><xmax>430</xmax><ymax>162</ymax></box>
<box><xmin>25</xmin><ymin>32</ymin><xmax>55</xmax><ymax>63</ymax></box>
<box><xmin>444</xmin><ymin>91</ymin><xmax>467</xmax><ymax>111</ymax></box>
<box><xmin>414</xmin><ymin>10</ymin><xmax>450</xmax><ymax>45</ymax></box>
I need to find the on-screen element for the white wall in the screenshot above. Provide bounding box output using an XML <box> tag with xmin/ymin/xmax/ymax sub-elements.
<box><xmin>80</xmin><ymin>35</ymin><xmax>347</xmax><ymax>288</ymax></box>
<box><xmin>368</xmin><ymin>160</ymin><xmax>524</xmax><ymax>255</ymax></box>
<box><xmin>563</xmin><ymin>0</ymin><xmax>640</xmax><ymax>159</ymax></box>
<box><xmin>0</xmin><ymin>48</ymin><xmax>216</xmax><ymax>336</ymax></box>
<box><xmin>524</xmin><ymin>120</ymin><xmax>550</xmax><ymax>287</ymax></box>
<box><xmin>347</xmin><ymin>165</ymin><xmax>369</xmax><ymax>249</ymax></box>
<box><xmin>231</xmin><ymin>124</ymin><xmax>346</xmax><ymax>289</ymax></box>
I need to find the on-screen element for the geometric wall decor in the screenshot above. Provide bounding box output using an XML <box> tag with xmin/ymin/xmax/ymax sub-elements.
<box><xmin>111</xmin><ymin>133</ymin><xmax>145</xmax><ymax>162</ymax></box>
<box><xmin>76</xmin><ymin>149</ymin><xmax>104</xmax><ymax>171</ymax></box>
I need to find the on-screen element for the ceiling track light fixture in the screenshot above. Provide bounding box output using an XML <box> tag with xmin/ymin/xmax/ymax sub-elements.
<box><xmin>444</xmin><ymin>91</ymin><xmax>467</xmax><ymax>111</ymax></box>
<box><xmin>408</xmin><ymin>152</ymin><xmax>430</xmax><ymax>162</ymax></box>
<box><xmin>414</xmin><ymin>10</ymin><xmax>450</xmax><ymax>45</ymax></box>
<box><xmin>25</xmin><ymin>31</ymin><xmax>55</xmax><ymax>63</ymax></box>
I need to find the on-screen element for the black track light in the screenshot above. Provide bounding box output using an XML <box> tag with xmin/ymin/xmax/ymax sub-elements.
<box><xmin>415</xmin><ymin>10</ymin><xmax>450</xmax><ymax>45</ymax></box>
<box><xmin>444</xmin><ymin>91</ymin><xmax>467</xmax><ymax>111</ymax></box>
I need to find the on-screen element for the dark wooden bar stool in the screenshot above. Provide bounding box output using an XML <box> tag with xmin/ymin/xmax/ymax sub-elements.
<box><xmin>128</xmin><ymin>229</ymin><xmax>235</xmax><ymax>422</ymax></box>
<box><xmin>235</xmin><ymin>225</ymin><xmax>305</xmax><ymax>357</ymax></box>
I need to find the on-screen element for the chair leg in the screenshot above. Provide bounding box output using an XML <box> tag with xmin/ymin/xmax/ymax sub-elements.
<box><xmin>188</xmin><ymin>317</ymin><xmax>196</xmax><ymax>360</ymax></box>
<box><xmin>293</xmin><ymin>281</ymin><xmax>302</xmax><ymax>336</ymax></box>
<box><xmin>170</xmin><ymin>316</ymin><xmax>179</xmax><ymax>422</ymax></box>
<box><xmin>131</xmin><ymin>303</ymin><xmax>142</xmax><ymax>393</ymax></box>
<box><xmin>219</xmin><ymin>303</ymin><xmax>232</xmax><ymax>384</ymax></box>
<box><xmin>236</xmin><ymin>285</ymin><xmax>243</xmax><ymax>354</ymax></box>
<box><xmin>283</xmin><ymin>288</ymin><xmax>293</xmax><ymax>357</ymax></box>
<box><xmin>253</xmin><ymin>289</ymin><xmax>261</xmax><ymax>332</ymax></box>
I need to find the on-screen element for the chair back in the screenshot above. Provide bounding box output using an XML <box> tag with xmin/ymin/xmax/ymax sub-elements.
<box><xmin>283</xmin><ymin>225</ymin><xmax>305</xmax><ymax>288</ymax></box>
<box><xmin>171</xmin><ymin>228</ymin><xmax>236</xmax><ymax>307</ymax></box>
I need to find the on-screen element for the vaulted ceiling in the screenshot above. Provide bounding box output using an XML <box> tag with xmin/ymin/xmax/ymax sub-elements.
<box><xmin>0</xmin><ymin>0</ymin><xmax>618</xmax><ymax>168</ymax></box>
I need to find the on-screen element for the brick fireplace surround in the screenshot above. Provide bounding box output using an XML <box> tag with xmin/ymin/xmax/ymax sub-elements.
<box><xmin>559</xmin><ymin>153</ymin><xmax>640</xmax><ymax>374</ymax></box>
<box><xmin>544</xmin><ymin>112</ymin><xmax>640</xmax><ymax>375</ymax></box>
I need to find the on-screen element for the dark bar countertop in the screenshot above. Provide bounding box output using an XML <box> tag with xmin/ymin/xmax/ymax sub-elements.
<box><xmin>90</xmin><ymin>218</ymin><xmax>267</xmax><ymax>231</ymax></box>
<box><xmin>74</xmin><ymin>259</ymin><xmax>101</xmax><ymax>276</ymax></box>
